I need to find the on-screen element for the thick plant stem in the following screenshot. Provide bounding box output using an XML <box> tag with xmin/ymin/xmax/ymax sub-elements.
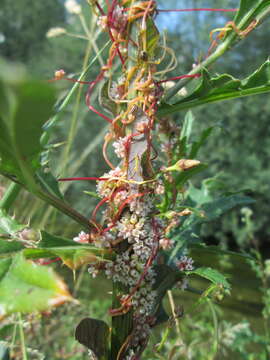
<box><xmin>111</xmin><ymin>281</ymin><xmax>133</xmax><ymax>359</ymax></box>
<box><xmin>0</xmin><ymin>182</ymin><xmax>21</xmax><ymax>212</ymax></box>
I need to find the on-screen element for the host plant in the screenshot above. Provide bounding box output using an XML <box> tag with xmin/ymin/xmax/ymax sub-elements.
<box><xmin>0</xmin><ymin>1</ymin><xmax>270</xmax><ymax>359</ymax></box>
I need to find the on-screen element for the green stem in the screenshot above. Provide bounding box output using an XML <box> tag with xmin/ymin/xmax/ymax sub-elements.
<box><xmin>111</xmin><ymin>281</ymin><xmax>133</xmax><ymax>360</ymax></box>
<box><xmin>163</xmin><ymin>38</ymin><xmax>234</xmax><ymax>103</ymax></box>
<box><xmin>207</xmin><ymin>299</ymin><xmax>219</xmax><ymax>359</ymax></box>
<box><xmin>163</xmin><ymin>4</ymin><xmax>270</xmax><ymax>103</ymax></box>
<box><xmin>0</xmin><ymin>182</ymin><xmax>21</xmax><ymax>212</ymax></box>
<box><xmin>36</xmin><ymin>189</ymin><xmax>91</xmax><ymax>230</ymax></box>
<box><xmin>18</xmin><ymin>313</ymin><xmax>28</xmax><ymax>360</ymax></box>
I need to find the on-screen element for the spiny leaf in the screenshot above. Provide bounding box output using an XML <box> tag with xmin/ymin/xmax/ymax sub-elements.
<box><xmin>0</xmin><ymin>210</ymin><xmax>25</xmax><ymax>236</ymax></box>
<box><xmin>31</xmin><ymin>231</ymin><xmax>112</xmax><ymax>270</ymax></box>
<box><xmin>158</xmin><ymin>60</ymin><xmax>270</xmax><ymax>116</ymax></box>
<box><xmin>0</xmin><ymin>253</ymin><xmax>72</xmax><ymax>319</ymax></box>
<box><xmin>36</xmin><ymin>170</ymin><xmax>64</xmax><ymax>200</ymax></box>
<box><xmin>190</xmin><ymin>267</ymin><xmax>230</xmax><ymax>290</ymax></box>
<box><xmin>201</xmin><ymin>195</ymin><xmax>255</xmax><ymax>222</ymax></box>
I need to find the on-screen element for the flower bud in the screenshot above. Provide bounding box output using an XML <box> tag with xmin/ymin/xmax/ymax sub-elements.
<box><xmin>163</xmin><ymin>159</ymin><xmax>200</xmax><ymax>172</ymax></box>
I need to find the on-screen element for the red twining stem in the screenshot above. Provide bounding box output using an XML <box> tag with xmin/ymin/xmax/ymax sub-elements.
<box><xmin>58</xmin><ymin>177</ymin><xmax>109</xmax><ymax>181</ymax></box>
<box><xmin>157</xmin><ymin>73</ymin><xmax>201</xmax><ymax>84</ymax></box>
<box><xmin>48</xmin><ymin>78</ymin><xmax>95</xmax><ymax>84</ymax></box>
<box><xmin>94</xmin><ymin>0</ymin><xmax>105</xmax><ymax>15</ymax></box>
<box><xmin>85</xmin><ymin>70</ymin><xmax>113</xmax><ymax>123</ymax></box>
<box><xmin>92</xmin><ymin>197</ymin><xmax>110</xmax><ymax>223</ymax></box>
<box><xmin>127</xmin><ymin>218</ymin><xmax>159</xmax><ymax>297</ymax></box>
<box><xmin>36</xmin><ymin>257</ymin><xmax>61</xmax><ymax>265</ymax></box>
<box><xmin>157</xmin><ymin>8</ymin><xmax>238</xmax><ymax>13</ymax></box>
<box><xmin>112</xmin><ymin>219</ymin><xmax>160</xmax><ymax>314</ymax></box>
<box><xmin>112</xmin><ymin>192</ymin><xmax>149</xmax><ymax>223</ymax></box>
<box><xmin>107</xmin><ymin>0</ymin><xmax>126</xmax><ymax>65</ymax></box>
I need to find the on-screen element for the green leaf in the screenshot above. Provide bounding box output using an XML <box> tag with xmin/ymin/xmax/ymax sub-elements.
<box><xmin>0</xmin><ymin>253</ymin><xmax>72</xmax><ymax>319</ymax></box>
<box><xmin>39</xmin><ymin>230</ymin><xmax>77</xmax><ymax>247</ymax></box>
<box><xmin>180</xmin><ymin>111</ymin><xmax>194</xmax><ymax>142</ymax></box>
<box><xmin>75</xmin><ymin>318</ymin><xmax>110</xmax><ymax>360</ymax></box>
<box><xmin>84</xmin><ymin>190</ymin><xmax>100</xmax><ymax>199</ymax></box>
<box><xmin>189</xmin><ymin>127</ymin><xmax>214</xmax><ymax>159</ymax></box>
<box><xmin>139</xmin><ymin>17</ymin><xmax>160</xmax><ymax>59</ymax></box>
<box><xmin>201</xmin><ymin>195</ymin><xmax>254</xmax><ymax>222</ymax></box>
<box><xmin>23</xmin><ymin>231</ymin><xmax>113</xmax><ymax>270</ymax></box>
<box><xmin>0</xmin><ymin>209</ymin><xmax>25</xmax><ymax>236</ymax></box>
<box><xmin>153</xmin><ymin>264</ymin><xmax>179</xmax><ymax>307</ymax></box>
<box><xmin>168</xmin><ymin>192</ymin><xmax>254</xmax><ymax>263</ymax></box>
<box><xmin>0</xmin><ymin>239</ymin><xmax>24</xmax><ymax>257</ymax></box>
<box><xmin>191</xmin><ymin>267</ymin><xmax>230</xmax><ymax>290</ymax></box>
<box><xmin>189</xmin><ymin>243</ymin><xmax>253</xmax><ymax>260</ymax></box>
<box><xmin>0</xmin><ymin>60</ymin><xmax>56</xmax><ymax>182</ymax></box>
<box><xmin>234</xmin><ymin>0</ymin><xmax>270</xmax><ymax>28</ymax></box>
<box><xmin>36</xmin><ymin>170</ymin><xmax>64</xmax><ymax>200</ymax></box>
<box><xmin>0</xmin><ymin>62</ymin><xmax>98</xmax><ymax>229</ymax></box>
<box><xmin>158</xmin><ymin>60</ymin><xmax>270</xmax><ymax>116</ymax></box>
<box><xmin>175</xmin><ymin>164</ymin><xmax>208</xmax><ymax>189</ymax></box>
<box><xmin>99</xmin><ymin>79</ymin><xmax>117</xmax><ymax>116</ymax></box>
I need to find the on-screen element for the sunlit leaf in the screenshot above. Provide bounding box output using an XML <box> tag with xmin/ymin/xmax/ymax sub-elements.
<box><xmin>0</xmin><ymin>253</ymin><xmax>72</xmax><ymax>319</ymax></box>
<box><xmin>191</xmin><ymin>267</ymin><xmax>230</xmax><ymax>290</ymax></box>
<box><xmin>0</xmin><ymin>59</ymin><xmax>56</xmax><ymax>182</ymax></box>
<box><xmin>24</xmin><ymin>231</ymin><xmax>113</xmax><ymax>270</ymax></box>
<box><xmin>0</xmin><ymin>239</ymin><xmax>24</xmax><ymax>257</ymax></box>
<box><xmin>158</xmin><ymin>60</ymin><xmax>270</xmax><ymax>116</ymax></box>
<box><xmin>0</xmin><ymin>210</ymin><xmax>25</xmax><ymax>236</ymax></box>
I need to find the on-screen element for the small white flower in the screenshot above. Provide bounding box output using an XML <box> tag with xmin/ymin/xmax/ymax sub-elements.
<box><xmin>159</xmin><ymin>237</ymin><xmax>174</xmax><ymax>250</ymax></box>
<box><xmin>112</xmin><ymin>137</ymin><xmax>128</xmax><ymax>158</ymax></box>
<box><xmin>73</xmin><ymin>231</ymin><xmax>90</xmax><ymax>243</ymax></box>
<box><xmin>65</xmin><ymin>0</ymin><xmax>81</xmax><ymax>14</ymax></box>
<box><xmin>176</xmin><ymin>256</ymin><xmax>194</xmax><ymax>271</ymax></box>
<box><xmin>46</xmin><ymin>27</ymin><xmax>66</xmax><ymax>38</ymax></box>
<box><xmin>88</xmin><ymin>265</ymin><xmax>99</xmax><ymax>278</ymax></box>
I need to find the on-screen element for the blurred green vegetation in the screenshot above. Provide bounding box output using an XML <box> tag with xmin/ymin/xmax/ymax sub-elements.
<box><xmin>0</xmin><ymin>0</ymin><xmax>270</xmax><ymax>359</ymax></box>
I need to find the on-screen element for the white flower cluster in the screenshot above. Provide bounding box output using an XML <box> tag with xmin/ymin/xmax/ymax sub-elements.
<box><xmin>109</xmin><ymin>75</ymin><xmax>126</xmax><ymax>100</ymax></box>
<box><xmin>97</xmin><ymin>16</ymin><xmax>108</xmax><ymax>30</ymax></box>
<box><xmin>222</xmin><ymin>322</ymin><xmax>251</xmax><ymax>347</ymax></box>
<box><xmin>65</xmin><ymin>0</ymin><xmax>81</xmax><ymax>14</ymax></box>
<box><xmin>88</xmin><ymin>265</ymin><xmax>99</xmax><ymax>278</ymax></box>
<box><xmin>176</xmin><ymin>255</ymin><xmax>194</xmax><ymax>271</ymax></box>
<box><xmin>159</xmin><ymin>237</ymin><xmax>174</xmax><ymax>250</ymax></box>
<box><xmin>46</xmin><ymin>27</ymin><xmax>66</xmax><ymax>38</ymax></box>
<box><xmin>112</xmin><ymin>136</ymin><xmax>128</xmax><ymax>158</ymax></box>
<box><xmin>111</xmin><ymin>5</ymin><xmax>127</xmax><ymax>31</ymax></box>
<box><xmin>73</xmin><ymin>231</ymin><xmax>90</xmax><ymax>243</ymax></box>
<box><xmin>112</xmin><ymin>189</ymin><xmax>128</xmax><ymax>205</ymax></box>
<box><xmin>175</xmin><ymin>277</ymin><xmax>189</xmax><ymax>291</ymax></box>
<box><xmin>125</xmin><ymin>314</ymin><xmax>154</xmax><ymax>358</ymax></box>
<box><xmin>96</xmin><ymin>167</ymin><xmax>124</xmax><ymax>198</ymax></box>
<box><xmin>105</xmin><ymin>251</ymin><xmax>157</xmax><ymax>317</ymax></box>
<box><xmin>129</xmin><ymin>195</ymin><xmax>153</xmax><ymax>217</ymax></box>
<box><xmin>116</xmin><ymin>213</ymin><xmax>147</xmax><ymax>243</ymax></box>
